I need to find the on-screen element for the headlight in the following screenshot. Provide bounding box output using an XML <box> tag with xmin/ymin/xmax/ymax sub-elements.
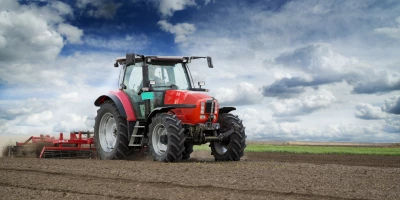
<box><xmin>214</xmin><ymin>100</ymin><xmax>218</xmax><ymax>114</ymax></box>
<box><xmin>200</xmin><ymin>101</ymin><xmax>205</xmax><ymax>114</ymax></box>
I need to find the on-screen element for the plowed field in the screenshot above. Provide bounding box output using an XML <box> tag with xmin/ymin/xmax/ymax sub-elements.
<box><xmin>1</xmin><ymin>152</ymin><xmax>399</xmax><ymax>200</ymax></box>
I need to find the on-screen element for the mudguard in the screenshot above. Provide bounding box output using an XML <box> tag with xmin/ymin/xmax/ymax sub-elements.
<box><xmin>94</xmin><ymin>91</ymin><xmax>136</xmax><ymax>121</ymax></box>
<box><xmin>219</xmin><ymin>107</ymin><xmax>236</xmax><ymax>114</ymax></box>
<box><xmin>144</xmin><ymin>106</ymin><xmax>175</xmax><ymax>134</ymax></box>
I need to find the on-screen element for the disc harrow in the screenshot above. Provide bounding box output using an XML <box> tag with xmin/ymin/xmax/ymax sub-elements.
<box><xmin>8</xmin><ymin>131</ymin><xmax>96</xmax><ymax>159</ymax></box>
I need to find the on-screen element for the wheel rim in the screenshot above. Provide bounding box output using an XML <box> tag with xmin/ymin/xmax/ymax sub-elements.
<box><xmin>99</xmin><ymin>113</ymin><xmax>117</xmax><ymax>153</ymax></box>
<box><xmin>214</xmin><ymin>142</ymin><xmax>228</xmax><ymax>155</ymax></box>
<box><xmin>152</xmin><ymin>124</ymin><xmax>168</xmax><ymax>156</ymax></box>
<box><xmin>214</xmin><ymin>123</ymin><xmax>230</xmax><ymax>155</ymax></box>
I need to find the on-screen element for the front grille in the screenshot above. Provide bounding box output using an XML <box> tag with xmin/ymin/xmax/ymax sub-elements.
<box><xmin>205</xmin><ymin>100</ymin><xmax>213</xmax><ymax>113</ymax></box>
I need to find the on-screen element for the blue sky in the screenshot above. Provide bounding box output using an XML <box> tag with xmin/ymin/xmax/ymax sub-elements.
<box><xmin>0</xmin><ymin>0</ymin><xmax>400</xmax><ymax>142</ymax></box>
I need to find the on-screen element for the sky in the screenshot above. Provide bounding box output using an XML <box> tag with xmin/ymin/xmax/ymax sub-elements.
<box><xmin>0</xmin><ymin>0</ymin><xmax>399</xmax><ymax>142</ymax></box>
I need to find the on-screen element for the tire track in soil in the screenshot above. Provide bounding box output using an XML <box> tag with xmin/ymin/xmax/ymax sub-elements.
<box><xmin>0</xmin><ymin>167</ymin><xmax>370</xmax><ymax>200</ymax></box>
<box><xmin>245</xmin><ymin>152</ymin><xmax>400</xmax><ymax>168</ymax></box>
<box><xmin>0</xmin><ymin>182</ymin><xmax>160</xmax><ymax>200</ymax></box>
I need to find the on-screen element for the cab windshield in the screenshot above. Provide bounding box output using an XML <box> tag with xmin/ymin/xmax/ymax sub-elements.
<box><xmin>148</xmin><ymin>63</ymin><xmax>191</xmax><ymax>90</ymax></box>
<box><xmin>123</xmin><ymin>62</ymin><xmax>192</xmax><ymax>95</ymax></box>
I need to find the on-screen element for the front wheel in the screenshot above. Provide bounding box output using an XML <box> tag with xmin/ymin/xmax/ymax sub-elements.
<box><xmin>94</xmin><ymin>101</ymin><xmax>130</xmax><ymax>160</ymax></box>
<box><xmin>182</xmin><ymin>141</ymin><xmax>193</xmax><ymax>160</ymax></box>
<box><xmin>211</xmin><ymin>113</ymin><xmax>246</xmax><ymax>161</ymax></box>
<box><xmin>148</xmin><ymin>113</ymin><xmax>185</xmax><ymax>162</ymax></box>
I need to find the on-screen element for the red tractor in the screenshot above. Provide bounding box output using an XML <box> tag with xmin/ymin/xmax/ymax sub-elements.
<box><xmin>94</xmin><ymin>53</ymin><xmax>246</xmax><ymax>162</ymax></box>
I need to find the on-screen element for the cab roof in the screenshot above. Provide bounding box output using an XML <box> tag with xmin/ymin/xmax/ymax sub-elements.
<box><xmin>114</xmin><ymin>53</ymin><xmax>213</xmax><ymax>68</ymax></box>
<box><xmin>115</xmin><ymin>55</ymin><xmax>207</xmax><ymax>65</ymax></box>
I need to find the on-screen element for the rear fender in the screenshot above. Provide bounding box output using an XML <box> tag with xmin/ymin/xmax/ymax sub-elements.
<box><xmin>94</xmin><ymin>94</ymin><xmax>127</xmax><ymax>118</ymax></box>
<box><xmin>94</xmin><ymin>91</ymin><xmax>136</xmax><ymax>121</ymax></box>
<box><xmin>219</xmin><ymin>107</ymin><xmax>236</xmax><ymax>114</ymax></box>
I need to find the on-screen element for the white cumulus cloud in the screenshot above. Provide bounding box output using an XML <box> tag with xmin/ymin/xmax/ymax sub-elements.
<box><xmin>158</xmin><ymin>20</ymin><xmax>196</xmax><ymax>45</ymax></box>
<box><xmin>355</xmin><ymin>103</ymin><xmax>387</xmax><ymax>120</ymax></box>
<box><xmin>19</xmin><ymin>110</ymin><xmax>54</xmax><ymax>126</ymax></box>
<box><xmin>84</xmin><ymin>34</ymin><xmax>149</xmax><ymax>50</ymax></box>
<box><xmin>374</xmin><ymin>16</ymin><xmax>400</xmax><ymax>40</ymax></box>
<box><xmin>158</xmin><ymin>0</ymin><xmax>196</xmax><ymax>17</ymax></box>
<box><xmin>0</xmin><ymin>1</ymin><xmax>83</xmax><ymax>62</ymax></box>
<box><xmin>213</xmin><ymin>82</ymin><xmax>263</xmax><ymax>106</ymax></box>
<box><xmin>50</xmin><ymin>1</ymin><xmax>74</xmax><ymax>17</ymax></box>
<box><xmin>270</xmin><ymin>89</ymin><xmax>336</xmax><ymax>117</ymax></box>
<box><xmin>58</xmin><ymin>23</ymin><xmax>83</xmax><ymax>44</ymax></box>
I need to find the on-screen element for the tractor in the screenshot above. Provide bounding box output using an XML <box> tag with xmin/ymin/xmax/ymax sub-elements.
<box><xmin>93</xmin><ymin>53</ymin><xmax>246</xmax><ymax>162</ymax></box>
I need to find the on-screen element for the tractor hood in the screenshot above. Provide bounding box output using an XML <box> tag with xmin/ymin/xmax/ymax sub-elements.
<box><xmin>163</xmin><ymin>90</ymin><xmax>218</xmax><ymax>124</ymax></box>
<box><xmin>164</xmin><ymin>90</ymin><xmax>213</xmax><ymax>105</ymax></box>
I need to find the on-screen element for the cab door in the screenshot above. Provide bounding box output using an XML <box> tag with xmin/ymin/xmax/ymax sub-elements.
<box><xmin>122</xmin><ymin>64</ymin><xmax>146</xmax><ymax>119</ymax></box>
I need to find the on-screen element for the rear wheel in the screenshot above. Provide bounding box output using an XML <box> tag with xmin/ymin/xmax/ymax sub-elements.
<box><xmin>211</xmin><ymin>113</ymin><xmax>246</xmax><ymax>161</ymax></box>
<box><xmin>148</xmin><ymin>113</ymin><xmax>185</xmax><ymax>162</ymax></box>
<box><xmin>94</xmin><ymin>101</ymin><xmax>130</xmax><ymax>160</ymax></box>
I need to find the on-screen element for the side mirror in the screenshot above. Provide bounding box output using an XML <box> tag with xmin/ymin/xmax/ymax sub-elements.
<box><xmin>198</xmin><ymin>81</ymin><xmax>205</xmax><ymax>88</ymax></box>
<box><xmin>207</xmin><ymin>56</ymin><xmax>213</xmax><ymax>68</ymax></box>
<box><xmin>114</xmin><ymin>62</ymin><xmax>119</xmax><ymax>67</ymax></box>
<box><xmin>126</xmin><ymin>53</ymin><xmax>135</xmax><ymax>66</ymax></box>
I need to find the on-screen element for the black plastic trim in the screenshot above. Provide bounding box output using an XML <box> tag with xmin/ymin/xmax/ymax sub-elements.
<box><xmin>164</xmin><ymin>104</ymin><xmax>196</xmax><ymax>108</ymax></box>
<box><xmin>188</xmin><ymin>88</ymin><xmax>208</xmax><ymax>92</ymax></box>
<box><xmin>219</xmin><ymin>107</ymin><xmax>236</xmax><ymax>114</ymax></box>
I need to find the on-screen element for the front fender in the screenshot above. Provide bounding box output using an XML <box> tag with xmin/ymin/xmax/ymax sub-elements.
<box><xmin>144</xmin><ymin>107</ymin><xmax>175</xmax><ymax>135</ymax></box>
<box><xmin>219</xmin><ymin>107</ymin><xmax>236</xmax><ymax>114</ymax></box>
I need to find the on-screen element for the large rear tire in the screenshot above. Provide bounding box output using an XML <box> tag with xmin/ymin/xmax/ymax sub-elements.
<box><xmin>211</xmin><ymin>113</ymin><xmax>246</xmax><ymax>161</ymax></box>
<box><xmin>148</xmin><ymin>113</ymin><xmax>185</xmax><ymax>162</ymax></box>
<box><xmin>94</xmin><ymin>101</ymin><xmax>130</xmax><ymax>160</ymax></box>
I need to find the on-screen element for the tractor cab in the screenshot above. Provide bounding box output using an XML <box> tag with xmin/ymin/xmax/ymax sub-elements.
<box><xmin>94</xmin><ymin>53</ymin><xmax>246</xmax><ymax>162</ymax></box>
<box><xmin>114</xmin><ymin>54</ymin><xmax>212</xmax><ymax>120</ymax></box>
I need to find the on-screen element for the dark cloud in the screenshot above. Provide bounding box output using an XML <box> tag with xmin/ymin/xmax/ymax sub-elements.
<box><xmin>274</xmin><ymin>44</ymin><xmax>323</xmax><ymax>71</ymax></box>
<box><xmin>262</xmin><ymin>44</ymin><xmax>348</xmax><ymax>97</ymax></box>
<box><xmin>263</xmin><ymin>44</ymin><xmax>400</xmax><ymax>98</ymax></box>
<box><xmin>0</xmin><ymin>107</ymin><xmax>31</xmax><ymax>121</ymax></box>
<box><xmin>382</xmin><ymin>96</ymin><xmax>400</xmax><ymax>115</ymax></box>
<box><xmin>352</xmin><ymin>78</ymin><xmax>400</xmax><ymax>94</ymax></box>
<box><xmin>274</xmin><ymin>117</ymin><xmax>300</xmax><ymax>123</ymax></box>
<box><xmin>0</xmin><ymin>108</ymin><xmax>14</xmax><ymax>120</ymax></box>
<box><xmin>262</xmin><ymin>76</ymin><xmax>340</xmax><ymax>98</ymax></box>
<box><xmin>262</xmin><ymin>77</ymin><xmax>306</xmax><ymax>98</ymax></box>
<box><xmin>87</xmin><ymin>3</ymin><xmax>122</xmax><ymax>19</ymax></box>
<box><xmin>76</xmin><ymin>0</ymin><xmax>122</xmax><ymax>19</ymax></box>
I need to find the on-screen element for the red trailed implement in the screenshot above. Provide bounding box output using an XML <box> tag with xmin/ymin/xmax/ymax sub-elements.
<box><xmin>9</xmin><ymin>131</ymin><xmax>96</xmax><ymax>159</ymax></box>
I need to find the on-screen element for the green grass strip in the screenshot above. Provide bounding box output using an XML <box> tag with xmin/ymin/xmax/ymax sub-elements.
<box><xmin>194</xmin><ymin>144</ymin><xmax>400</xmax><ymax>156</ymax></box>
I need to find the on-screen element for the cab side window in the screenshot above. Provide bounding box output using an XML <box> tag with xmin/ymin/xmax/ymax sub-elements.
<box><xmin>124</xmin><ymin>65</ymin><xmax>142</xmax><ymax>93</ymax></box>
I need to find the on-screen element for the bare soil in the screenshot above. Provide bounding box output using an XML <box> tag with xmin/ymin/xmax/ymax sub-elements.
<box><xmin>0</xmin><ymin>151</ymin><xmax>399</xmax><ymax>200</ymax></box>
